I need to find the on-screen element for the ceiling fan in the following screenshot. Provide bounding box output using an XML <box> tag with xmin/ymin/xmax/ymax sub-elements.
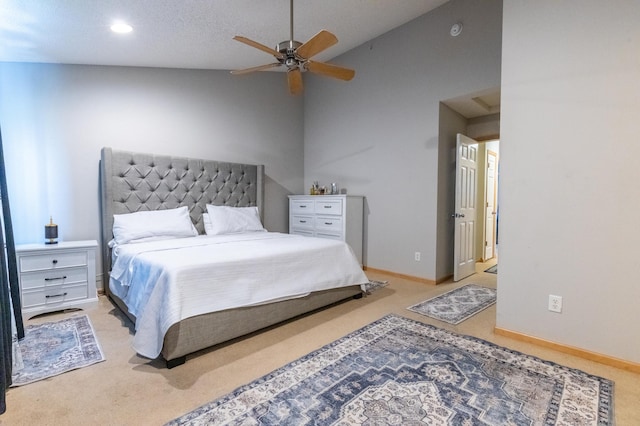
<box><xmin>231</xmin><ymin>0</ymin><xmax>355</xmax><ymax>95</ymax></box>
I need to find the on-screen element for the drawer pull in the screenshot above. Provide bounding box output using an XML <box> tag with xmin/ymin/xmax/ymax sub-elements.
<box><xmin>44</xmin><ymin>276</ymin><xmax>67</xmax><ymax>281</ymax></box>
<box><xmin>52</xmin><ymin>259</ymin><xmax>58</xmax><ymax>265</ymax></box>
<box><xmin>324</xmin><ymin>206</ymin><xmax>331</xmax><ymax>209</ymax></box>
<box><xmin>324</xmin><ymin>222</ymin><xmax>333</xmax><ymax>225</ymax></box>
<box><xmin>46</xmin><ymin>292</ymin><xmax>68</xmax><ymax>299</ymax></box>
<box><xmin>299</xmin><ymin>205</ymin><xmax>307</xmax><ymax>208</ymax></box>
<box><xmin>299</xmin><ymin>220</ymin><xmax>307</xmax><ymax>224</ymax></box>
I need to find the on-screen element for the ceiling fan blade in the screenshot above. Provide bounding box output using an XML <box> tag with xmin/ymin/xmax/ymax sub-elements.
<box><xmin>288</xmin><ymin>69</ymin><xmax>303</xmax><ymax>95</ymax></box>
<box><xmin>233</xmin><ymin>36</ymin><xmax>284</xmax><ymax>60</ymax></box>
<box><xmin>306</xmin><ymin>61</ymin><xmax>355</xmax><ymax>81</ymax></box>
<box><xmin>296</xmin><ymin>30</ymin><xmax>338</xmax><ymax>59</ymax></box>
<box><xmin>231</xmin><ymin>63</ymin><xmax>282</xmax><ymax>75</ymax></box>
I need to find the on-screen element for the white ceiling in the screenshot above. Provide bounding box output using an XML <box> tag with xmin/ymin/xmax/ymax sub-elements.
<box><xmin>0</xmin><ymin>0</ymin><xmax>449</xmax><ymax>70</ymax></box>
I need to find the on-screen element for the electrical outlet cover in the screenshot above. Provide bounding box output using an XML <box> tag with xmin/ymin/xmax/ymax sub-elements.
<box><xmin>548</xmin><ymin>295</ymin><xmax>562</xmax><ymax>313</ymax></box>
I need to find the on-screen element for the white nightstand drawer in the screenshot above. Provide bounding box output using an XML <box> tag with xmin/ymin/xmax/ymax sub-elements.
<box><xmin>290</xmin><ymin>215</ymin><xmax>314</xmax><ymax>229</ymax></box>
<box><xmin>22</xmin><ymin>283</ymin><xmax>89</xmax><ymax>309</ymax></box>
<box><xmin>315</xmin><ymin>216</ymin><xmax>343</xmax><ymax>233</ymax></box>
<box><xmin>315</xmin><ymin>200</ymin><xmax>342</xmax><ymax>215</ymax></box>
<box><xmin>291</xmin><ymin>200</ymin><xmax>315</xmax><ymax>214</ymax></box>
<box><xmin>20</xmin><ymin>267</ymin><xmax>88</xmax><ymax>290</ymax></box>
<box><xmin>19</xmin><ymin>251</ymin><xmax>88</xmax><ymax>272</ymax></box>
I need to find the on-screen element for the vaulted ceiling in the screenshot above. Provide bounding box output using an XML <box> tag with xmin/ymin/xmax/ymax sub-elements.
<box><xmin>1</xmin><ymin>0</ymin><xmax>500</xmax><ymax>117</ymax></box>
<box><xmin>1</xmin><ymin>0</ymin><xmax>448</xmax><ymax>70</ymax></box>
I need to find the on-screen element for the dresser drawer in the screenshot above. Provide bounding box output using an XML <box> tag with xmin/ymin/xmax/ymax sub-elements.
<box><xmin>290</xmin><ymin>215</ymin><xmax>314</xmax><ymax>229</ymax></box>
<box><xmin>20</xmin><ymin>267</ymin><xmax>88</xmax><ymax>290</ymax></box>
<box><xmin>290</xmin><ymin>229</ymin><xmax>314</xmax><ymax>237</ymax></box>
<box><xmin>21</xmin><ymin>283</ymin><xmax>89</xmax><ymax>309</ymax></box>
<box><xmin>315</xmin><ymin>231</ymin><xmax>343</xmax><ymax>240</ymax></box>
<box><xmin>291</xmin><ymin>200</ymin><xmax>315</xmax><ymax>214</ymax></box>
<box><xmin>19</xmin><ymin>251</ymin><xmax>88</xmax><ymax>272</ymax></box>
<box><xmin>315</xmin><ymin>216</ymin><xmax>343</xmax><ymax>234</ymax></box>
<box><xmin>315</xmin><ymin>200</ymin><xmax>342</xmax><ymax>215</ymax></box>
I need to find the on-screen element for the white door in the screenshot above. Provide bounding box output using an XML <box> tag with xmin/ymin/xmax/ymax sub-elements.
<box><xmin>484</xmin><ymin>150</ymin><xmax>498</xmax><ymax>260</ymax></box>
<box><xmin>454</xmin><ymin>134</ymin><xmax>478</xmax><ymax>281</ymax></box>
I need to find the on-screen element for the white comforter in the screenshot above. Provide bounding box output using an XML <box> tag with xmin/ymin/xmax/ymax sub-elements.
<box><xmin>109</xmin><ymin>232</ymin><xmax>369</xmax><ymax>358</ymax></box>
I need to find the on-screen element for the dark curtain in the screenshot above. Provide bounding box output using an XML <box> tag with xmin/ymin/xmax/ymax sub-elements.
<box><xmin>0</xmin><ymin>125</ymin><xmax>24</xmax><ymax>414</ymax></box>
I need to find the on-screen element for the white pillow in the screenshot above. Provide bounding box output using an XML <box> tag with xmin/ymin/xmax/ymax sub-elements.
<box><xmin>202</xmin><ymin>213</ymin><xmax>214</xmax><ymax>235</ymax></box>
<box><xmin>112</xmin><ymin>206</ymin><xmax>198</xmax><ymax>245</ymax></box>
<box><xmin>205</xmin><ymin>205</ymin><xmax>265</xmax><ymax>235</ymax></box>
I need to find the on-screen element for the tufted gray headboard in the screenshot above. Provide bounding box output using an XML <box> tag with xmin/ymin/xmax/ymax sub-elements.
<box><xmin>99</xmin><ymin>147</ymin><xmax>264</xmax><ymax>294</ymax></box>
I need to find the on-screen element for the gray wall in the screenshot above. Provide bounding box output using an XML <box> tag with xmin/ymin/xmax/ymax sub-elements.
<box><xmin>500</xmin><ymin>1</ymin><xmax>640</xmax><ymax>362</ymax></box>
<box><xmin>303</xmin><ymin>0</ymin><xmax>502</xmax><ymax>280</ymax></box>
<box><xmin>0</xmin><ymin>63</ymin><xmax>304</xmax><ymax>288</ymax></box>
<box><xmin>436</xmin><ymin>103</ymin><xmax>467</xmax><ymax>279</ymax></box>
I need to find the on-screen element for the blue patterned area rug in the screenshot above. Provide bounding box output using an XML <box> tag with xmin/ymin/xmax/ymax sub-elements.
<box><xmin>407</xmin><ymin>284</ymin><xmax>497</xmax><ymax>325</ymax></box>
<box><xmin>167</xmin><ymin>315</ymin><xmax>613</xmax><ymax>425</ymax></box>
<box><xmin>11</xmin><ymin>315</ymin><xmax>105</xmax><ymax>386</ymax></box>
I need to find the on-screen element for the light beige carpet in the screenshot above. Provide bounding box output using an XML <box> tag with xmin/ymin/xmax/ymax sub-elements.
<box><xmin>3</xmin><ymin>263</ymin><xmax>639</xmax><ymax>425</ymax></box>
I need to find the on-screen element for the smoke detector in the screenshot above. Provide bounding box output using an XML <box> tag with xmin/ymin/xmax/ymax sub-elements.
<box><xmin>450</xmin><ymin>22</ymin><xmax>463</xmax><ymax>37</ymax></box>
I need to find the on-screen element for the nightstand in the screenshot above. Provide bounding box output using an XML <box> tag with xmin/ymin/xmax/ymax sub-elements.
<box><xmin>16</xmin><ymin>240</ymin><xmax>98</xmax><ymax>320</ymax></box>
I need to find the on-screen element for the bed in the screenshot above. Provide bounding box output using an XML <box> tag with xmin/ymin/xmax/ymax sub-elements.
<box><xmin>100</xmin><ymin>147</ymin><xmax>367</xmax><ymax>368</ymax></box>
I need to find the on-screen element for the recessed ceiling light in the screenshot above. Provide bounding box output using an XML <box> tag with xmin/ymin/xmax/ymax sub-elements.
<box><xmin>111</xmin><ymin>22</ymin><xmax>133</xmax><ymax>34</ymax></box>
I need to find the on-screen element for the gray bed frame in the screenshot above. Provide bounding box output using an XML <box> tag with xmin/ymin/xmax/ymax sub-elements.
<box><xmin>100</xmin><ymin>147</ymin><xmax>362</xmax><ymax>368</ymax></box>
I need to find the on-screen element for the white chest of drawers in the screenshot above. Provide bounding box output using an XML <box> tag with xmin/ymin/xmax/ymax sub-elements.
<box><xmin>16</xmin><ymin>240</ymin><xmax>98</xmax><ymax>320</ymax></box>
<box><xmin>288</xmin><ymin>195</ymin><xmax>364</xmax><ymax>264</ymax></box>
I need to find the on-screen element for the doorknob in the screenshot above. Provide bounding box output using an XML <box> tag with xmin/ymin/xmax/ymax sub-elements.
<box><xmin>451</xmin><ymin>213</ymin><xmax>466</xmax><ymax>218</ymax></box>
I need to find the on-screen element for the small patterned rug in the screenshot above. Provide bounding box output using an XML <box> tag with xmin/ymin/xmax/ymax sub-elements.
<box><xmin>485</xmin><ymin>264</ymin><xmax>498</xmax><ymax>274</ymax></box>
<box><xmin>362</xmin><ymin>280</ymin><xmax>389</xmax><ymax>295</ymax></box>
<box><xmin>407</xmin><ymin>284</ymin><xmax>497</xmax><ymax>325</ymax></box>
<box><xmin>166</xmin><ymin>314</ymin><xmax>613</xmax><ymax>425</ymax></box>
<box><xmin>11</xmin><ymin>315</ymin><xmax>105</xmax><ymax>386</ymax></box>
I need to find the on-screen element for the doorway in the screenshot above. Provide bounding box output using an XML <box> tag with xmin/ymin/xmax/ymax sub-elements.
<box><xmin>437</xmin><ymin>87</ymin><xmax>500</xmax><ymax>282</ymax></box>
<box><xmin>480</xmin><ymin>140</ymin><xmax>499</xmax><ymax>263</ymax></box>
<box><xmin>453</xmin><ymin>136</ymin><xmax>500</xmax><ymax>281</ymax></box>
